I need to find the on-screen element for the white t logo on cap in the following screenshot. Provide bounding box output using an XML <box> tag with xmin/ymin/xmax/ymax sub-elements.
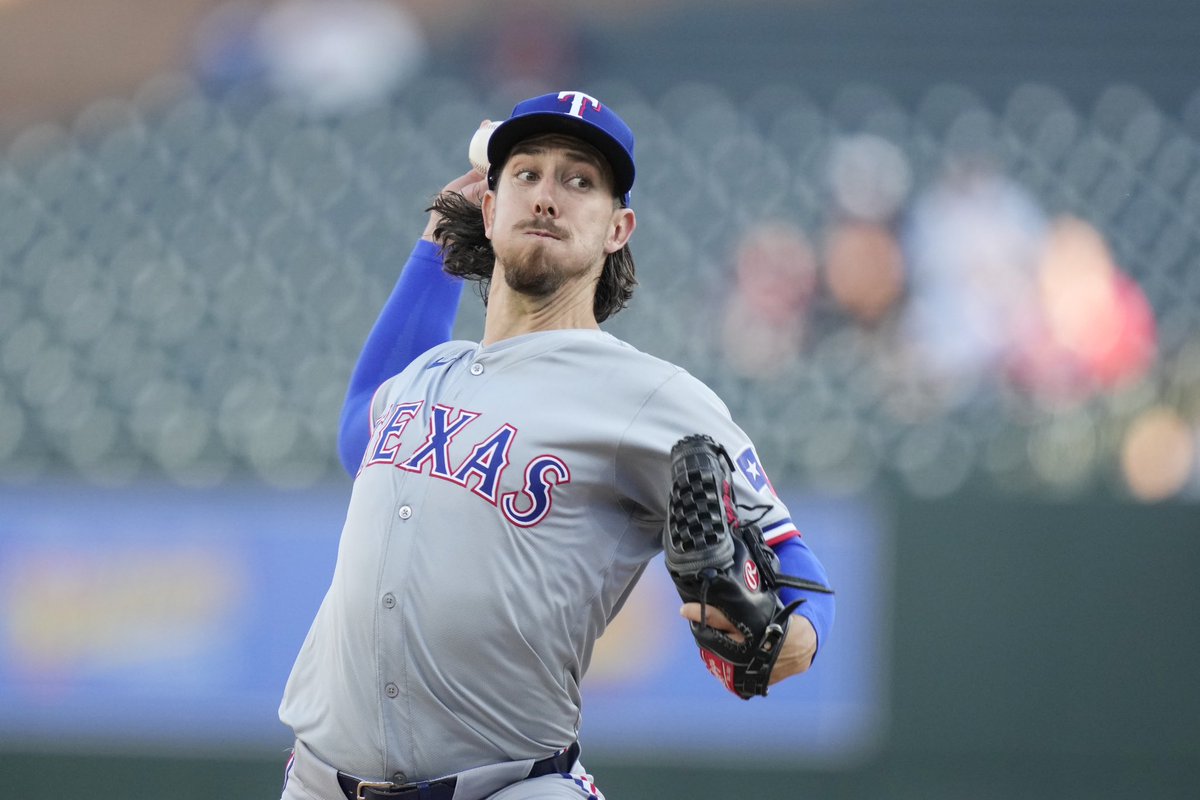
<box><xmin>558</xmin><ymin>91</ymin><xmax>601</xmax><ymax>118</ymax></box>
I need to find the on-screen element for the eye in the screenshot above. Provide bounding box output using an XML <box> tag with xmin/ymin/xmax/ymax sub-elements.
<box><xmin>516</xmin><ymin>169</ymin><xmax>538</xmax><ymax>183</ymax></box>
<box><xmin>567</xmin><ymin>174</ymin><xmax>593</xmax><ymax>190</ymax></box>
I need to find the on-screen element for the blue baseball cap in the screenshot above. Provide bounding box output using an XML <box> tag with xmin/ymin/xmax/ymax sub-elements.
<box><xmin>487</xmin><ymin>91</ymin><xmax>635</xmax><ymax>207</ymax></box>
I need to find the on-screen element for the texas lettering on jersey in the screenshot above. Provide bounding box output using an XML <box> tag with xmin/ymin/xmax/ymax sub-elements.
<box><xmin>360</xmin><ymin>401</ymin><xmax>570</xmax><ymax>528</ymax></box>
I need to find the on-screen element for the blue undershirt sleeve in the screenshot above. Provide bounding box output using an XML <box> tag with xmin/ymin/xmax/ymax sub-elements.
<box><xmin>771</xmin><ymin>535</ymin><xmax>836</xmax><ymax>661</ymax></box>
<box><xmin>337</xmin><ymin>239</ymin><xmax>463</xmax><ymax>475</ymax></box>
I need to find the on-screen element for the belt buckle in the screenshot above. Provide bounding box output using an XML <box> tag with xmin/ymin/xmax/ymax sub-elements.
<box><xmin>354</xmin><ymin>779</ymin><xmax>397</xmax><ymax>800</ymax></box>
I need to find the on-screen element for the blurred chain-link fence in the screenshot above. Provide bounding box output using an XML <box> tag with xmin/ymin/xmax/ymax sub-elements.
<box><xmin>3</xmin><ymin>75</ymin><xmax>1199</xmax><ymax>499</ymax></box>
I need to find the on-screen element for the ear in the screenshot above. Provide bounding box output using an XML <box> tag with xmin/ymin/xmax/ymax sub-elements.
<box><xmin>481</xmin><ymin>189</ymin><xmax>497</xmax><ymax>240</ymax></box>
<box><xmin>604</xmin><ymin>207</ymin><xmax>636</xmax><ymax>255</ymax></box>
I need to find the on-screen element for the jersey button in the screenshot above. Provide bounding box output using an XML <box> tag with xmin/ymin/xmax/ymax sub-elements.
<box><xmin>382</xmin><ymin>593</ymin><xmax>396</xmax><ymax>609</ymax></box>
<box><xmin>398</xmin><ymin>505</ymin><xmax>412</xmax><ymax>519</ymax></box>
<box><xmin>384</xmin><ymin>682</ymin><xmax>399</xmax><ymax>699</ymax></box>
<box><xmin>392</xmin><ymin>773</ymin><xmax>408</xmax><ymax>785</ymax></box>
<box><xmin>469</xmin><ymin>362</ymin><xmax>484</xmax><ymax>376</ymax></box>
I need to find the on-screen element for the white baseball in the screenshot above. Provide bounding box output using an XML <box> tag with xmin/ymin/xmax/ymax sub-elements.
<box><xmin>469</xmin><ymin>120</ymin><xmax>499</xmax><ymax>174</ymax></box>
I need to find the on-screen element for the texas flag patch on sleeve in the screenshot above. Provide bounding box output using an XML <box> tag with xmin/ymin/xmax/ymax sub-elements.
<box><xmin>735</xmin><ymin>445</ymin><xmax>776</xmax><ymax>496</ymax></box>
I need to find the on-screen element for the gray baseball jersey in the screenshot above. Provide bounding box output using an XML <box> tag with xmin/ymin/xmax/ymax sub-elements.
<box><xmin>279</xmin><ymin>328</ymin><xmax>798</xmax><ymax>781</ymax></box>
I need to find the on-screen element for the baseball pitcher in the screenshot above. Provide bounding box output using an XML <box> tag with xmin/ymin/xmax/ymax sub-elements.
<box><xmin>278</xmin><ymin>90</ymin><xmax>835</xmax><ymax>800</ymax></box>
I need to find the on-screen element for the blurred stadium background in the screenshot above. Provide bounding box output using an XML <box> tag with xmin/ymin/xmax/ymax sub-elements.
<box><xmin>2</xmin><ymin>1</ymin><xmax>1199</xmax><ymax>798</ymax></box>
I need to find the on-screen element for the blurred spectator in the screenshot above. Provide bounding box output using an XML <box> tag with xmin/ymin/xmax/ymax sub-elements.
<box><xmin>719</xmin><ymin>221</ymin><xmax>817</xmax><ymax>378</ymax></box>
<box><xmin>822</xmin><ymin>221</ymin><xmax>905</xmax><ymax>328</ymax></box>
<box><xmin>192</xmin><ymin>1</ymin><xmax>271</xmax><ymax>91</ymax></box>
<box><xmin>194</xmin><ymin>0</ymin><xmax>428</xmax><ymax>112</ymax></box>
<box><xmin>1120</xmin><ymin>405</ymin><xmax>1195</xmax><ymax>502</ymax></box>
<box><xmin>1009</xmin><ymin>216</ymin><xmax>1158</xmax><ymax>404</ymax></box>
<box><xmin>827</xmin><ymin>132</ymin><xmax>912</xmax><ymax>224</ymax></box>
<box><xmin>899</xmin><ymin>163</ymin><xmax>1048</xmax><ymax>400</ymax></box>
<box><xmin>819</xmin><ymin>133</ymin><xmax>909</xmax><ymax>327</ymax></box>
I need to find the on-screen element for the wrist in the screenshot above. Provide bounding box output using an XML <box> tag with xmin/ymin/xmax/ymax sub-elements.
<box><xmin>421</xmin><ymin>218</ymin><xmax>440</xmax><ymax>243</ymax></box>
<box><xmin>770</xmin><ymin>614</ymin><xmax>817</xmax><ymax>683</ymax></box>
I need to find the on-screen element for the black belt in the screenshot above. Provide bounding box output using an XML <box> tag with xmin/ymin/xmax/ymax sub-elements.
<box><xmin>336</xmin><ymin>742</ymin><xmax>581</xmax><ymax>800</ymax></box>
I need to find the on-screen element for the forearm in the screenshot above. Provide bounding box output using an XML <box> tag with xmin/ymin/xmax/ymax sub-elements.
<box><xmin>771</xmin><ymin>534</ymin><xmax>836</xmax><ymax>661</ymax></box>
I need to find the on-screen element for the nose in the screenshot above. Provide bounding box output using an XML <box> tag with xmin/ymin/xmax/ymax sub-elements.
<box><xmin>532</xmin><ymin>184</ymin><xmax>558</xmax><ymax>218</ymax></box>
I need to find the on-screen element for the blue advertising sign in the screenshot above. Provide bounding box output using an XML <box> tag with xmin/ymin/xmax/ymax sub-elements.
<box><xmin>0</xmin><ymin>483</ymin><xmax>888</xmax><ymax>764</ymax></box>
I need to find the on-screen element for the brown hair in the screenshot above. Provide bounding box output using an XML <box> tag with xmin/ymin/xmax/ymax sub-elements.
<box><xmin>428</xmin><ymin>191</ymin><xmax>637</xmax><ymax>323</ymax></box>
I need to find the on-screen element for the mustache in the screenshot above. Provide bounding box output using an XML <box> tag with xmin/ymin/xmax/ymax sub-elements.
<box><xmin>517</xmin><ymin>220</ymin><xmax>566</xmax><ymax>238</ymax></box>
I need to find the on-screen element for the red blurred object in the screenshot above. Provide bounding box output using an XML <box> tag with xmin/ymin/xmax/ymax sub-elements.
<box><xmin>1007</xmin><ymin>216</ymin><xmax>1157</xmax><ymax>402</ymax></box>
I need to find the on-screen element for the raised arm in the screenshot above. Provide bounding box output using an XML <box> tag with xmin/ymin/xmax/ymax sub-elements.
<box><xmin>336</xmin><ymin>170</ymin><xmax>488</xmax><ymax>475</ymax></box>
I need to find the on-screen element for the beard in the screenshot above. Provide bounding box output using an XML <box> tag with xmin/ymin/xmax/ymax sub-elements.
<box><xmin>500</xmin><ymin>238</ymin><xmax>569</xmax><ymax>298</ymax></box>
<box><xmin>495</xmin><ymin>225</ymin><xmax>603</xmax><ymax>300</ymax></box>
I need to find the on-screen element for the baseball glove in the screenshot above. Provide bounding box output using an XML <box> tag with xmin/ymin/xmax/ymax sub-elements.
<box><xmin>665</xmin><ymin>434</ymin><xmax>834</xmax><ymax>699</ymax></box>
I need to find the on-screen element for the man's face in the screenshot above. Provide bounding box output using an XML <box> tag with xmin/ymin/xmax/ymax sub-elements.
<box><xmin>482</xmin><ymin>134</ymin><xmax>635</xmax><ymax>301</ymax></box>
